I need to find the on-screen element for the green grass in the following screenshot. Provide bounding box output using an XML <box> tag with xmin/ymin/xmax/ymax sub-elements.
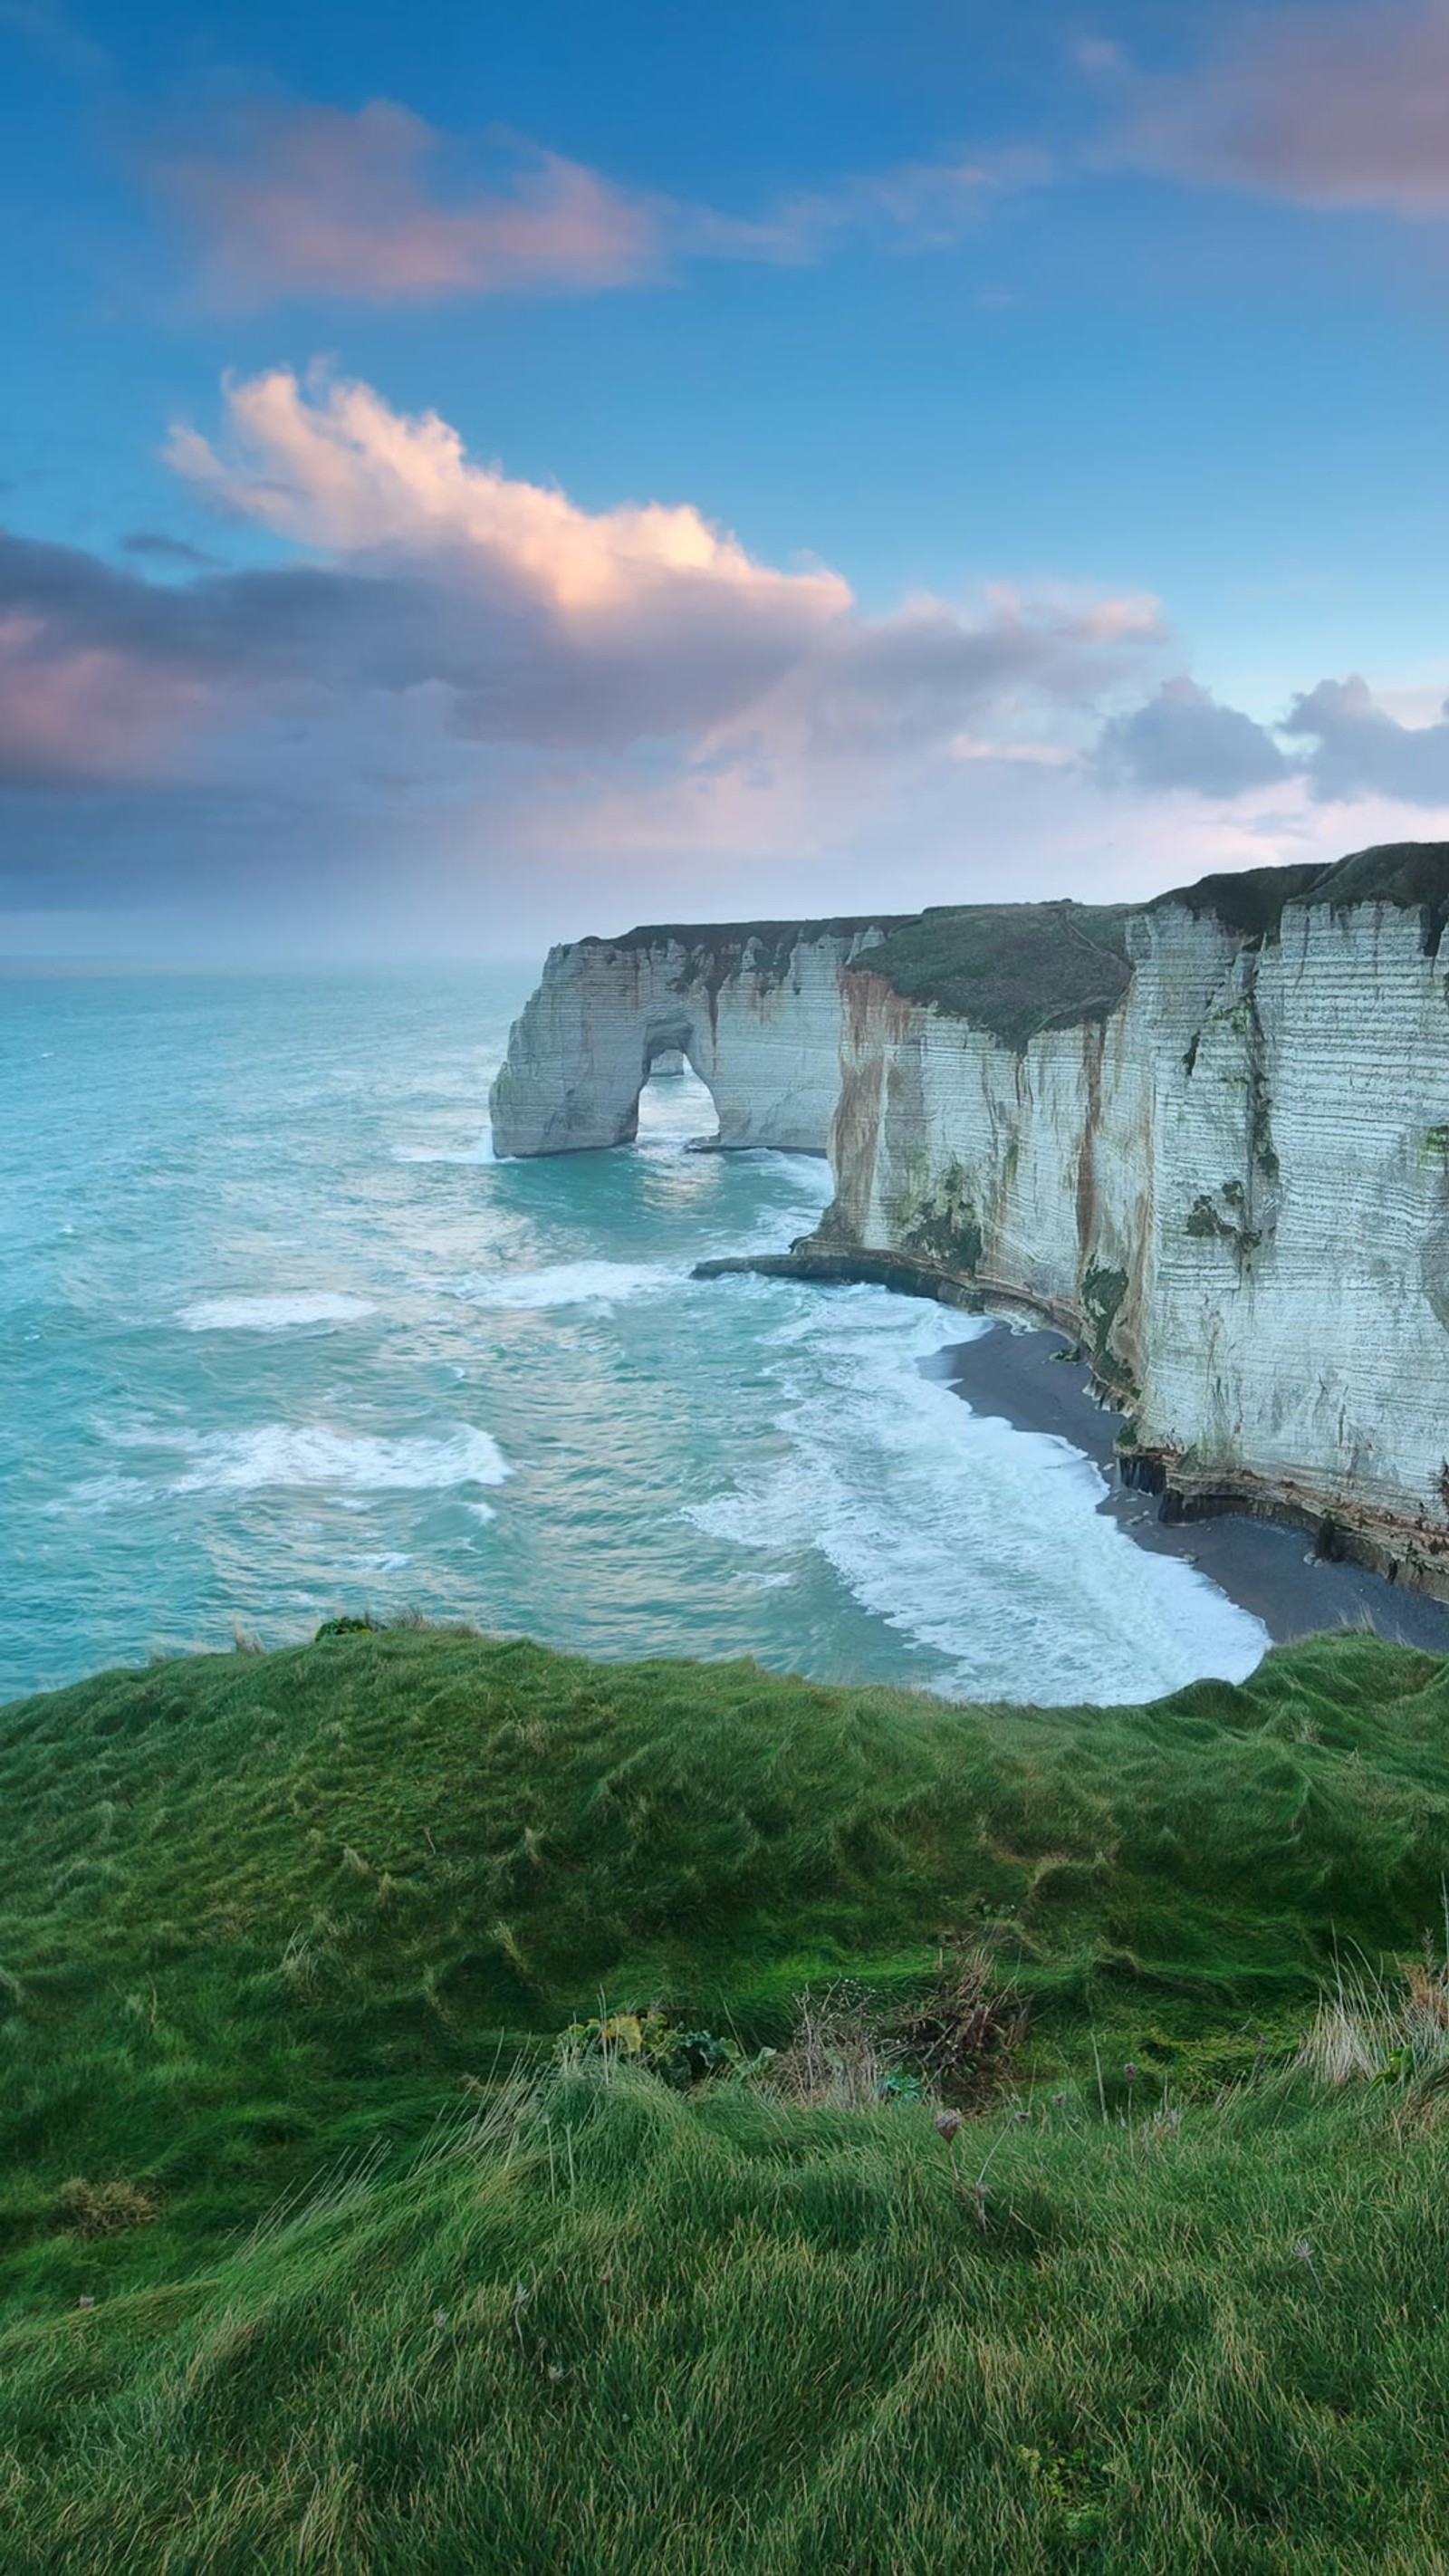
<box><xmin>858</xmin><ymin>901</ymin><xmax>1134</xmax><ymax>1048</ymax></box>
<box><xmin>1151</xmin><ymin>841</ymin><xmax>1449</xmax><ymax>944</ymax></box>
<box><xmin>850</xmin><ymin>843</ymin><xmax>1449</xmax><ymax>1040</ymax></box>
<box><xmin>5</xmin><ymin>2066</ymin><xmax>1449</xmax><ymax>2574</ymax></box>
<box><xmin>5</xmin><ymin>1623</ymin><xmax>1449</xmax><ymax>2569</ymax></box>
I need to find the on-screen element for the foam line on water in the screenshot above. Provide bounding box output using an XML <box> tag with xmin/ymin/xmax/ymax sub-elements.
<box><xmin>454</xmin><ymin>1260</ymin><xmax>683</xmax><ymax>1311</ymax></box>
<box><xmin>392</xmin><ymin>1131</ymin><xmax>496</xmax><ymax>1166</ymax></box>
<box><xmin>686</xmin><ymin>1288</ymin><xmax>1267</xmax><ymax>1706</ymax></box>
<box><xmin>102</xmin><ymin>1421</ymin><xmax>511</xmax><ymax>1498</ymax></box>
<box><xmin>178</xmin><ymin>1293</ymin><xmax>378</xmax><ymax>1332</ymax></box>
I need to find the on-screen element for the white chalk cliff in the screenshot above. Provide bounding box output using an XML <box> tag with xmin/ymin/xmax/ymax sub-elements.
<box><xmin>490</xmin><ymin>918</ymin><xmax>898</xmax><ymax>1155</ymax></box>
<box><xmin>490</xmin><ymin>848</ymin><xmax>1449</xmax><ymax>1590</ymax></box>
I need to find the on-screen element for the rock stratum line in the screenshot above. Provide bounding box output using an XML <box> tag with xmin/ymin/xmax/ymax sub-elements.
<box><xmin>490</xmin><ymin>845</ymin><xmax>1449</xmax><ymax>1594</ymax></box>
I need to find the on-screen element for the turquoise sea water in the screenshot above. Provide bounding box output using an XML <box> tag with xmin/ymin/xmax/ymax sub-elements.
<box><xmin>2</xmin><ymin>965</ymin><xmax>1267</xmax><ymax>1707</ymax></box>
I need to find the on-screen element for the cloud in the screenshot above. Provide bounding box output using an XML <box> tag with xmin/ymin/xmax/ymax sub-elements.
<box><xmin>0</xmin><ymin>365</ymin><xmax>1163</xmax><ymax>889</ymax></box>
<box><xmin>1099</xmin><ymin>669</ymin><xmax>1449</xmax><ymax>808</ymax></box>
<box><xmin>147</xmin><ymin>103</ymin><xmax>660</xmax><ymax>308</ymax></box>
<box><xmin>1105</xmin><ymin>3</ymin><xmax>1449</xmax><ymax>216</ymax></box>
<box><xmin>120</xmin><ymin>529</ymin><xmax>217</xmax><ymax>568</ymax></box>
<box><xmin>140</xmin><ymin>96</ymin><xmax>1036</xmax><ymax>310</ymax></box>
<box><xmin>685</xmin><ymin>149</ymin><xmax>1038</xmax><ymax>266</ymax></box>
<box><xmin>1096</xmin><ymin>676</ymin><xmax>1291</xmax><ymax>795</ymax></box>
<box><xmin>16</xmin><ymin>365</ymin><xmax>1447</xmax><ymax>955</ymax></box>
<box><xmin>1284</xmin><ymin>674</ymin><xmax>1449</xmax><ymax>800</ymax></box>
<box><xmin>158</xmin><ymin>365</ymin><xmax>1158</xmax><ymax>759</ymax></box>
<box><xmin>0</xmin><ymin>533</ymin><xmax>220</xmax><ymax>785</ymax></box>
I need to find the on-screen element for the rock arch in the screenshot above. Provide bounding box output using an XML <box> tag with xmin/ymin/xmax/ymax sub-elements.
<box><xmin>490</xmin><ymin>921</ymin><xmax>886</xmax><ymax>1158</ymax></box>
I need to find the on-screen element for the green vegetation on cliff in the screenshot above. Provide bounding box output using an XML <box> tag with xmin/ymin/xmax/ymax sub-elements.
<box><xmin>856</xmin><ymin>899</ymin><xmax>1134</xmax><ymax>1048</ymax></box>
<box><xmin>1152</xmin><ymin>841</ymin><xmax>1449</xmax><ymax>946</ymax></box>
<box><xmin>4</xmin><ymin>1624</ymin><xmax>1449</xmax><ymax>2571</ymax></box>
<box><xmin>590</xmin><ymin>845</ymin><xmax>1449</xmax><ymax>1053</ymax></box>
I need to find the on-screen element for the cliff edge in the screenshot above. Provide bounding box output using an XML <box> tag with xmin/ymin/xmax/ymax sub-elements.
<box><xmin>490</xmin><ymin>845</ymin><xmax>1449</xmax><ymax>1591</ymax></box>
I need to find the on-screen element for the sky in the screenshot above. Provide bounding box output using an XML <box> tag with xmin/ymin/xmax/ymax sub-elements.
<box><xmin>6</xmin><ymin>1</ymin><xmax>1449</xmax><ymax>958</ymax></box>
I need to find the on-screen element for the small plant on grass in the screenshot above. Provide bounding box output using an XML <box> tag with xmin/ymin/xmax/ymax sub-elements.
<box><xmin>1297</xmin><ymin>1919</ymin><xmax>1449</xmax><ymax>2093</ymax></box>
<box><xmin>894</xmin><ymin>1947</ymin><xmax>1027</xmax><ymax>2103</ymax></box>
<box><xmin>766</xmin><ymin>1982</ymin><xmax>907</xmax><ymax>2110</ymax></box>
<box><xmin>554</xmin><ymin>2006</ymin><xmax>756</xmax><ymax>2090</ymax></box>
<box><xmin>51</xmin><ymin>2178</ymin><xmax>158</xmax><ymax>2239</ymax></box>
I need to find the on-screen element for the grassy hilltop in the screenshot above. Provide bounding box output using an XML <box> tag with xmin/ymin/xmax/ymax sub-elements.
<box><xmin>4</xmin><ymin>1623</ymin><xmax>1449</xmax><ymax>2571</ymax></box>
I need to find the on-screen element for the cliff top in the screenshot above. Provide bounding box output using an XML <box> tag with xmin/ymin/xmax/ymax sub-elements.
<box><xmin>1150</xmin><ymin>841</ymin><xmax>1449</xmax><ymax>941</ymax></box>
<box><xmin>580</xmin><ymin>844</ymin><xmax>1449</xmax><ymax>1049</ymax></box>
<box><xmin>854</xmin><ymin>899</ymin><xmax>1135</xmax><ymax>1050</ymax></box>
<box><xmin>594</xmin><ymin>914</ymin><xmax>909</xmax><ymax>966</ymax></box>
<box><xmin>857</xmin><ymin>843</ymin><xmax>1449</xmax><ymax>1044</ymax></box>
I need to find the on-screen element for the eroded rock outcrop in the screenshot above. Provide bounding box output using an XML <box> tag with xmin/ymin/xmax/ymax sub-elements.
<box><xmin>491</xmin><ymin>846</ymin><xmax>1449</xmax><ymax>1590</ymax></box>
<box><xmin>490</xmin><ymin>918</ymin><xmax>901</xmax><ymax>1155</ymax></box>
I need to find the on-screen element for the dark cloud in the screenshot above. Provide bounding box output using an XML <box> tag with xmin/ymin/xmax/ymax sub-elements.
<box><xmin>120</xmin><ymin>530</ymin><xmax>218</xmax><ymax>568</ymax></box>
<box><xmin>1096</xmin><ymin>677</ymin><xmax>1291</xmax><ymax>796</ymax></box>
<box><xmin>761</xmin><ymin>593</ymin><xmax>1163</xmax><ymax>759</ymax></box>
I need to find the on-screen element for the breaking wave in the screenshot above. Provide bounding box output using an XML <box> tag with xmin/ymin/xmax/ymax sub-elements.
<box><xmin>686</xmin><ymin>1292</ymin><xmax>1268</xmax><ymax>1706</ymax></box>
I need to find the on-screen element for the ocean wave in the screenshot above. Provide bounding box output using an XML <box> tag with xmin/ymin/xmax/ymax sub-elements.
<box><xmin>686</xmin><ymin>1291</ymin><xmax>1267</xmax><ymax>1706</ymax></box>
<box><xmin>142</xmin><ymin>1421</ymin><xmax>511</xmax><ymax>1498</ymax></box>
<box><xmin>178</xmin><ymin>1293</ymin><xmax>378</xmax><ymax>1332</ymax></box>
<box><xmin>454</xmin><ymin>1260</ymin><xmax>682</xmax><ymax>1311</ymax></box>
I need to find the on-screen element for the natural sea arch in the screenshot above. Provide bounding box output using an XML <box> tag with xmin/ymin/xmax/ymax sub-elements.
<box><xmin>633</xmin><ymin>1043</ymin><xmax>721</xmax><ymax>1149</ymax></box>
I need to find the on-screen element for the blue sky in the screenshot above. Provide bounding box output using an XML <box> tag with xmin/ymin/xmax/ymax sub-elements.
<box><xmin>6</xmin><ymin>0</ymin><xmax>1449</xmax><ymax>956</ymax></box>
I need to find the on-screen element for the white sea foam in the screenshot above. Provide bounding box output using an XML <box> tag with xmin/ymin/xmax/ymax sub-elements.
<box><xmin>392</xmin><ymin>1131</ymin><xmax>495</xmax><ymax>1165</ymax></box>
<box><xmin>146</xmin><ymin>1422</ymin><xmax>511</xmax><ymax>1498</ymax></box>
<box><xmin>455</xmin><ymin>1260</ymin><xmax>680</xmax><ymax>1311</ymax></box>
<box><xmin>43</xmin><ymin>1473</ymin><xmax>149</xmax><ymax>1519</ymax></box>
<box><xmin>178</xmin><ymin>1293</ymin><xmax>377</xmax><ymax>1332</ymax></box>
<box><xmin>686</xmin><ymin>1290</ymin><xmax>1267</xmax><ymax>1706</ymax></box>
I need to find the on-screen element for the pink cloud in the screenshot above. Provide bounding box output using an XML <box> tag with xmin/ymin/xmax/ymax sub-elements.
<box><xmin>142</xmin><ymin>95</ymin><xmax>1042</xmax><ymax>311</ymax></box>
<box><xmin>1107</xmin><ymin>3</ymin><xmax>1449</xmax><ymax>216</ymax></box>
<box><xmin>168</xmin><ymin>365</ymin><xmax>853</xmax><ymax>633</ymax></box>
<box><xmin>148</xmin><ymin>101</ymin><xmax>660</xmax><ymax>308</ymax></box>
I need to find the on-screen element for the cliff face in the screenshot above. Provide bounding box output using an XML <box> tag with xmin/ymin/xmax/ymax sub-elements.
<box><xmin>489</xmin><ymin>918</ymin><xmax>900</xmax><ymax>1155</ymax></box>
<box><xmin>491</xmin><ymin>847</ymin><xmax>1449</xmax><ymax>1587</ymax></box>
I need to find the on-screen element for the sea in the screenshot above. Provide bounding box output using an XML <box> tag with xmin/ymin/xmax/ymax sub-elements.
<box><xmin>1</xmin><ymin>963</ymin><xmax>1268</xmax><ymax>1708</ymax></box>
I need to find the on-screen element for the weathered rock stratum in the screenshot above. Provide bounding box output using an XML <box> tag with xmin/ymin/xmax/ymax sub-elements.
<box><xmin>490</xmin><ymin>846</ymin><xmax>1449</xmax><ymax>1591</ymax></box>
